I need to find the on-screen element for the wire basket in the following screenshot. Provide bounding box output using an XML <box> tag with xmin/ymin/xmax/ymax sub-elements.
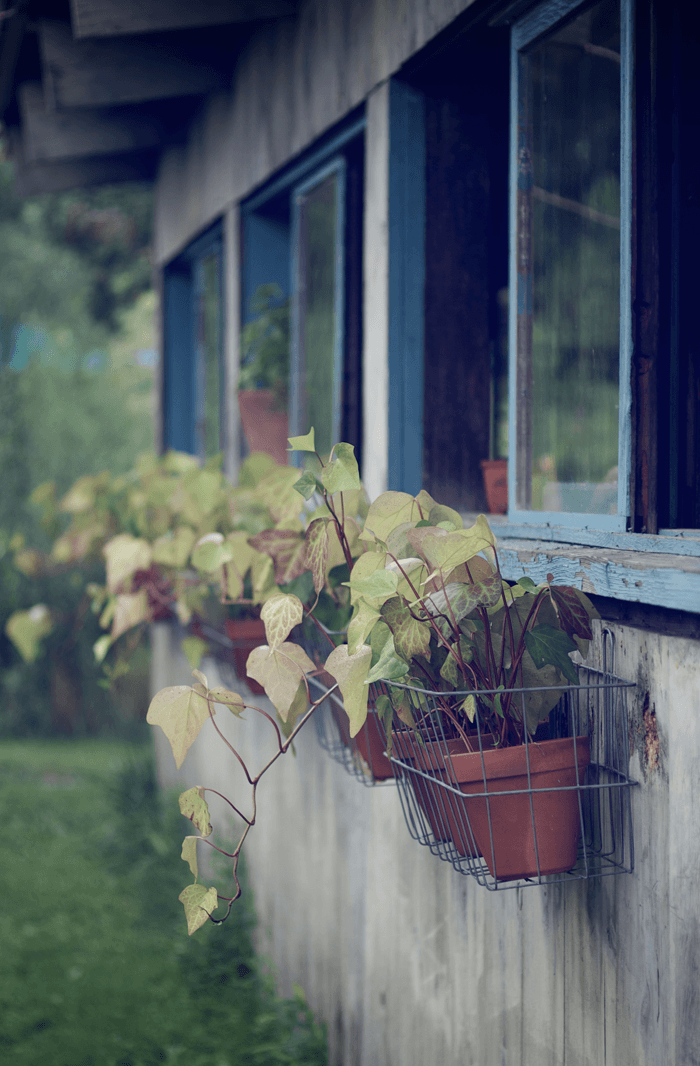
<box><xmin>376</xmin><ymin>631</ymin><xmax>637</xmax><ymax>888</ymax></box>
<box><xmin>299</xmin><ymin>621</ymin><xmax>395</xmax><ymax>786</ymax></box>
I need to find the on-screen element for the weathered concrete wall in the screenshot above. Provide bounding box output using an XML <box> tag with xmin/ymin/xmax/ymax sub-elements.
<box><xmin>153</xmin><ymin>0</ymin><xmax>478</xmax><ymax>265</ymax></box>
<box><xmin>151</xmin><ymin>621</ymin><xmax>700</xmax><ymax>1066</ymax></box>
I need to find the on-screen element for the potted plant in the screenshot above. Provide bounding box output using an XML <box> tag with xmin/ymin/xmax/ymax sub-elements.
<box><xmin>144</xmin><ymin>430</ymin><xmax>605</xmax><ymax>933</ymax></box>
<box><xmin>238</xmin><ymin>284</ymin><xmax>290</xmax><ymax>464</ymax></box>
<box><xmin>323</xmin><ymin>490</ymin><xmax>599</xmax><ymax>880</ymax></box>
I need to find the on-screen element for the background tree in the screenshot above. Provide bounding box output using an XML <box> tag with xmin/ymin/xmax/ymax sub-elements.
<box><xmin>0</xmin><ymin>135</ymin><xmax>156</xmax><ymax>736</ymax></box>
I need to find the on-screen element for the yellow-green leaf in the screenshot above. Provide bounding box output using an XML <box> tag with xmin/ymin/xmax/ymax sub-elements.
<box><xmin>179</xmin><ymin>884</ymin><xmax>218</xmax><ymax>935</ymax></box>
<box><xmin>147</xmin><ymin>686</ymin><xmax>213</xmax><ymax>769</ymax></box>
<box><xmin>208</xmin><ymin>687</ymin><xmax>245</xmax><ymax>716</ymax></box>
<box><xmin>5</xmin><ymin>605</ymin><xmax>52</xmax><ymax>663</ymax></box>
<box><xmin>103</xmin><ymin>534</ymin><xmax>152</xmax><ymax>594</ymax></box>
<box><xmin>406</xmin><ymin>514</ymin><xmax>495</xmax><ymax>577</ymax></box>
<box><xmin>182</xmin><ymin>637</ymin><xmax>208</xmax><ymax>671</ymax></box>
<box><xmin>324</xmin><ymin>643</ymin><xmax>372</xmax><ymax>737</ymax></box>
<box><xmin>246</xmin><ymin>642</ymin><xmax>315</xmax><ymax>720</ymax></box>
<box><xmin>361</xmin><ymin>491</ymin><xmax>419</xmax><ymax>544</ymax></box>
<box><xmin>381</xmin><ymin>597</ymin><xmax>431</xmax><ymax>659</ymax></box>
<box><xmin>348</xmin><ymin>600</ymin><xmax>381</xmax><ymax>655</ymax></box>
<box><xmin>191</xmin><ymin>534</ymin><xmax>234</xmax><ymax>573</ymax></box>
<box><xmin>111</xmin><ymin>590</ymin><xmax>149</xmax><ymax>642</ymax></box>
<box><xmin>178</xmin><ymin>785</ymin><xmax>213</xmax><ymax>836</ymax></box>
<box><xmin>304</xmin><ymin>518</ymin><xmax>330</xmax><ymax>595</ymax></box>
<box><xmin>287</xmin><ymin>428</ymin><xmax>316</xmax><ymax>453</ymax></box>
<box><xmin>261</xmin><ymin>593</ymin><xmax>304</xmax><ymax>651</ymax></box>
<box><xmin>320</xmin><ymin>442</ymin><xmax>361</xmax><ymax>494</ymax></box>
<box><xmin>181</xmin><ymin>836</ymin><xmax>199</xmax><ymax>879</ymax></box>
<box><xmin>152</xmin><ymin>527</ymin><xmax>197</xmax><ymax>568</ymax></box>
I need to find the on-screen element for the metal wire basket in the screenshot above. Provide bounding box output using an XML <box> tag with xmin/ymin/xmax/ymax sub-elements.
<box><xmin>299</xmin><ymin>621</ymin><xmax>395</xmax><ymax>787</ymax></box>
<box><xmin>377</xmin><ymin>630</ymin><xmax>637</xmax><ymax>888</ymax></box>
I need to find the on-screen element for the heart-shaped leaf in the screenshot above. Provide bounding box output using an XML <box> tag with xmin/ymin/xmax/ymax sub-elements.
<box><xmin>304</xmin><ymin>518</ymin><xmax>330</xmax><ymax>594</ymax></box>
<box><xmin>288</xmin><ymin>428</ymin><xmax>316</xmax><ymax>453</ymax></box>
<box><xmin>324</xmin><ymin>643</ymin><xmax>373</xmax><ymax>737</ymax></box>
<box><xmin>524</xmin><ymin>624</ymin><xmax>579</xmax><ymax>685</ymax></box>
<box><xmin>179</xmin><ymin>884</ymin><xmax>218</xmax><ymax>935</ymax></box>
<box><xmin>181</xmin><ymin>836</ymin><xmax>199</xmax><ymax>879</ymax></box>
<box><xmin>320</xmin><ymin>443</ymin><xmax>362</xmax><ymax>494</ymax></box>
<box><xmin>261</xmin><ymin>593</ymin><xmax>304</xmax><ymax>651</ymax></box>
<box><xmin>246</xmin><ymin>642</ymin><xmax>315</xmax><ymax>720</ymax></box>
<box><xmin>381</xmin><ymin>597</ymin><xmax>431</xmax><ymax>660</ymax></box>
<box><xmin>104</xmin><ymin>534</ymin><xmax>152</xmax><ymax>593</ymax></box>
<box><xmin>178</xmin><ymin>785</ymin><xmax>213</xmax><ymax>836</ymax></box>
<box><xmin>147</xmin><ymin>686</ymin><xmax>213</xmax><ymax>768</ymax></box>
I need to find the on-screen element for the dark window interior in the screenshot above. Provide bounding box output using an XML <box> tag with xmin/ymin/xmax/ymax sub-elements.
<box><xmin>406</xmin><ymin>28</ymin><xmax>510</xmax><ymax>512</ymax></box>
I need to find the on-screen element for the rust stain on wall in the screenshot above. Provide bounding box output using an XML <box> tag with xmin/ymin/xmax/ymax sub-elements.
<box><xmin>642</xmin><ymin>692</ymin><xmax>660</xmax><ymax>772</ymax></box>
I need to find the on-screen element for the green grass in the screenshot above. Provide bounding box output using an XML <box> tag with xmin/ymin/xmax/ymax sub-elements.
<box><xmin>0</xmin><ymin>740</ymin><xmax>328</xmax><ymax>1066</ymax></box>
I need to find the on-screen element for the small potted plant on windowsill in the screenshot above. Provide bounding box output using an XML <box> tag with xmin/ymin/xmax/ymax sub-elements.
<box><xmin>238</xmin><ymin>284</ymin><xmax>290</xmax><ymax>465</ymax></box>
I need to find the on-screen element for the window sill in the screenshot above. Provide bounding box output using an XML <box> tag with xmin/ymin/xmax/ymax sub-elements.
<box><xmin>473</xmin><ymin>518</ymin><xmax>700</xmax><ymax>614</ymax></box>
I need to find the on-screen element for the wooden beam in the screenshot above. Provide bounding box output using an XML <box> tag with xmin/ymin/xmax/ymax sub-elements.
<box><xmin>39</xmin><ymin>19</ymin><xmax>229</xmax><ymax>110</ymax></box>
<box><xmin>69</xmin><ymin>0</ymin><xmax>296</xmax><ymax>39</ymax></box>
<box><xmin>18</xmin><ymin>81</ymin><xmax>166</xmax><ymax>163</ymax></box>
<box><xmin>12</xmin><ymin>149</ymin><xmax>158</xmax><ymax>197</ymax></box>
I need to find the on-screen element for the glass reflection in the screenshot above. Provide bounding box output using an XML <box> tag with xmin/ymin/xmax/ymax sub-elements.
<box><xmin>517</xmin><ymin>0</ymin><xmax>621</xmax><ymax>513</ymax></box>
<box><xmin>295</xmin><ymin>174</ymin><xmax>339</xmax><ymax>463</ymax></box>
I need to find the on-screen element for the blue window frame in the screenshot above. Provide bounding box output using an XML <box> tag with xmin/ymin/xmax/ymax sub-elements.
<box><xmin>162</xmin><ymin>222</ymin><xmax>224</xmax><ymax>461</ymax></box>
<box><xmin>508</xmin><ymin>0</ymin><xmax>633</xmax><ymax>533</ymax></box>
<box><xmin>241</xmin><ymin>117</ymin><xmax>364</xmax><ymax>466</ymax></box>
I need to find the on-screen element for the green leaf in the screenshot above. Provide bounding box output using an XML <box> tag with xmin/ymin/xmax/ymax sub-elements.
<box><xmin>246</xmin><ymin>642</ymin><xmax>315</xmax><ymax>720</ymax></box>
<box><xmin>261</xmin><ymin>593</ymin><xmax>304</xmax><ymax>651</ymax></box>
<box><xmin>381</xmin><ymin>597</ymin><xmax>431</xmax><ymax>660</ymax></box>
<box><xmin>390</xmin><ymin>687</ymin><xmax>418</xmax><ymax>730</ymax></box>
<box><xmin>181</xmin><ymin>636</ymin><xmax>208</xmax><ymax>671</ymax></box>
<box><xmin>250</xmin><ymin>529</ymin><xmax>308</xmax><ymax>585</ymax></box>
<box><xmin>191</xmin><ymin>534</ymin><xmax>234</xmax><ymax>573</ymax></box>
<box><xmin>5</xmin><ymin>605</ymin><xmax>53</xmax><ymax>663</ymax></box>
<box><xmin>93</xmin><ymin>633</ymin><xmax>112</xmax><ymax>664</ymax></box>
<box><xmin>366</xmin><ymin>639</ymin><xmax>410</xmax><ymax>684</ymax></box>
<box><xmin>208</xmin><ymin>687</ymin><xmax>246</xmax><ymax>715</ymax></box>
<box><xmin>517</xmin><ymin>576</ymin><xmax>538</xmax><ymax>591</ymax></box>
<box><xmin>524</xmin><ymin>624</ymin><xmax>579</xmax><ymax>685</ymax></box>
<box><xmin>147</xmin><ymin>686</ymin><xmax>213</xmax><ymax>769</ymax></box>
<box><xmin>178</xmin><ymin>785</ymin><xmax>213</xmax><ymax>836</ymax></box>
<box><xmin>294</xmin><ymin>470</ymin><xmax>320</xmax><ymax>500</ymax></box>
<box><xmin>344</xmin><ymin>550</ymin><xmax>387</xmax><ymax>604</ymax></box>
<box><xmin>179</xmin><ymin>884</ymin><xmax>219</xmax><ymax>935</ymax></box>
<box><xmin>361</xmin><ymin>491</ymin><xmax>419</xmax><ymax>544</ymax></box>
<box><xmin>348</xmin><ymin>600</ymin><xmax>382</xmax><ymax>655</ymax></box>
<box><xmin>345</xmin><ymin>569</ymin><xmax>399</xmax><ymax>605</ymax></box>
<box><xmin>439</xmin><ymin>640</ymin><xmax>473</xmax><ymax>688</ymax></box>
<box><xmin>287</xmin><ymin>428</ymin><xmax>316</xmax><ymax>453</ymax></box>
<box><xmin>373</xmin><ymin>693</ymin><xmax>394</xmax><ymax>756</ymax></box>
<box><xmin>103</xmin><ymin>534</ymin><xmax>152</xmax><ymax>593</ymax></box>
<box><xmin>111</xmin><ymin>590</ymin><xmax>149</xmax><ymax>641</ymax></box>
<box><xmin>304</xmin><ymin>518</ymin><xmax>330</xmax><ymax>595</ymax></box>
<box><xmin>324</xmin><ymin>643</ymin><xmax>372</xmax><ymax>737</ymax></box>
<box><xmin>545</xmin><ymin>585</ymin><xmax>598</xmax><ymax>642</ymax></box>
<box><xmin>415</xmin><ymin>490</ymin><xmax>464</xmax><ymax>529</ymax></box>
<box><xmin>320</xmin><ymin>443</ymin><xmax>361</xmax><ymax>494</ymax></box>
<box><xmin>152</xmin><ymin>526</ymin><xmax>197</xmax><ymax>568</ymax></box>
<box><xmin>181</xmin><ymin>836</ymin><xmax>199</xmax><ymax>879</ymax></box>
<box><xmin>461</xmin><ymin>694</ymin><xmax>477</xmax><ymax>723</ymax></box>
<box><xmin>406</xmin><ymin>515</ymin><xmax>495</xmax><ymax>577</ymax></box>
<box><xmin>280</xmin><ymin>680</ymin><xmax>308</xmax><ymax>736</ymax></box>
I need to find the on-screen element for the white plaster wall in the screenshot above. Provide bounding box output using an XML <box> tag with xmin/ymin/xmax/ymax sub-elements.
<box><xmin>151</xmin><ymin>621</ymin><xmax>700</xmax><ymax>1066</ymax></box>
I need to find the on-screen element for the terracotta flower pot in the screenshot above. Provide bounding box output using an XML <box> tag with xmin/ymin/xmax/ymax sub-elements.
<box><xmin>354</xmin><ymin>713</ymin><xmax>394</xmax><ymax>780</ymax></box>
<box><xmin>224</xmin><ymin>618</ymin><xmax>267</xmax><ymax>695</ymax></box>
<box><xmin>238</xmin><ymin>389</ymin><xmax>289</xmax><ymax>465</ymax></box>
<box><xmin>443</xmin><ymin>736</ymin><xmax>591</xmax><ymax>880</ymax></box>
<box><xmin>392</xmin><ymin>732</ymin><xmax>484</xmax><ymax>853</ymax></box>
<box><xmin>481</xmin><ymin>459</ymin><xmax>508</xmax><ymax>515</ymax></box>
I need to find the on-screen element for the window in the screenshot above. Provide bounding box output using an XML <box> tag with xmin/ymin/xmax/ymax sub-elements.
<box><xmin>509</xmin><ymin>0</ymin><xmax>631</xmax><ymax>532</ymax></box>
<box><xmin>241</xmin><ymin>120</ymin><xmax>364</xmax><ymax>467</ymax></box>
<box><xmin>162</xmin><ymin>223</ymin><xmax>224</xmax><ymax>461</ymax></box>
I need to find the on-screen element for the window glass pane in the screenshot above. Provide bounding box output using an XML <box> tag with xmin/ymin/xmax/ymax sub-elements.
<box><xmin>296</xmin><ymin>174</ymin><xmax>339</xmax><ymax>462</ymax></box>
<box><xmin>197</xmin><ymin>251</ymin><xmax>222</xmax><ymax>459</ymax></box>
<box><xmin>517</xmin><ymin>0</ymin><xmax>620</xmax><ymax>514</ymax></box>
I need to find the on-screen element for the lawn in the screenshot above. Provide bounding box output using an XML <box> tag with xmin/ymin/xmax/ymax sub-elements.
<box><xmin>0</xmin><ymin>739</ymin><xmax>328</xmax><ymax>1066</ymax></box>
